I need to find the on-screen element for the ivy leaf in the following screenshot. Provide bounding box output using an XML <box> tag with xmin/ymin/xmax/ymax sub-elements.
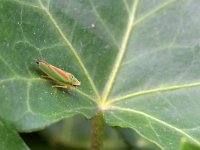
<box><xmin>180</xmin><ymin>139</ymin><xmax>200</xmax><ymax>150</ymax></box>
<box><xmin>118</xmin><ymin>128</ymin><xmax>160</xmax><ymax>150</ymax></box>
<box><xmin>0</xmin><ymin>121</ymin><xmax>29</xmax><ymax>150</ymax></box>
<box><xmin>0</xmin><ymin>0</ymin><xmax>200</xmax><ymax>150</ymax></box>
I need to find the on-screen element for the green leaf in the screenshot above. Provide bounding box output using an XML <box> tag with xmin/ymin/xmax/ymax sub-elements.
<box><xmin>0</xmin><ymin>0</ymin><xmax>98</xmax><ymax>132</ymax></box>
<box><xmin>0</xmin><ymin>0</ymin><xmax>200</xmax><ymax>150</ymax></box>
<box><xmin>0</xmin><ymin>121</ymin><xmax>29</xmax><ymax>150</ymax></box>
<box><xmin>180</xmin><ymin>139</ymin><xmax>200</xmax><ymax>150</ymax></box>
<box><xmin>118</xmin><ymin>128</ymin><xmax>160</xmax><ymax>150</ymax></box>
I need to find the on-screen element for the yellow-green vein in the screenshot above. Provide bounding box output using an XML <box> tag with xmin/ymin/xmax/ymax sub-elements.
<box><xmin>122</xmin><ymin>0</ymin><xmax>131</xmax><ymax>14</ymax></box>
<box><xmin>109</xmin><ymin>111</ymin><xmax>164</xmax><ymax>150</ymax></box>
<box><xmin>102</xmin><ymin>0</ymin><xmax>139</xmax><ymax>103</ymax></box>
<box><xmin>109</xmin><ymin>82</ymin><xmax>200</xmax><ymax>104</ymax></box>
<box><xmin>13</xmin><ymin>0</ymin><xmax>42</xmax><ymax>10</ymax></box>
<box><xmin>133</xmin><ymin>0</ymin><xmax>176</xmax><ymax>27</ymax></box>
<box><xmin>37</xmin><ymin>0</ymin><xmax>100</xmax><ymax>99</ymax></box>
<box><xmin>75</xmin><ymin>89</ymin><xmax>97</xmax><ymax>104</ymax></box>
<box><xmin>110</xmin><ymin>106</ymin><xmax>200</xmax><ymax>145</ymax></box>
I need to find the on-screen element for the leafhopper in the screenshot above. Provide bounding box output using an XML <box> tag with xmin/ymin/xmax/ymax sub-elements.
<box><xmin>36</xmin><ymin>59</ymin><xmax>81</xmax><ymax>88</ymax></box>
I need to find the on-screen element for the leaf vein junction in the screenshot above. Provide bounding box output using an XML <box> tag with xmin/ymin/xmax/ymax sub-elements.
<box><xmin>146</xmin><ymin>116</ymin><xmax>163</xmax><ymax>144</ymax></box>
<box><xmin>133</xmin><ymin>0</ymin><xmax>177</xmax><ymax>27</ymax></box>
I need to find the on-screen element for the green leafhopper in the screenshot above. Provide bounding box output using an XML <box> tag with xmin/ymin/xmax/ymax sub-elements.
<box><xmin>36</xmin><ymin>59</ymin><xmax>81</xmax><ymax>88</ymax></box>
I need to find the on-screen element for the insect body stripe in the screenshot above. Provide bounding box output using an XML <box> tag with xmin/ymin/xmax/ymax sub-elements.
<box><xmin>69</xmin><ymin>74</ymin><xmax>73</xmax><ymax>80</ymax></box>
<box><xmin>38</xmin><ymin>61</ymin><xmax>68</xmax><ymax>83</ymax></box>
<box><xmin>37</xmin><ymin>62</ymin><xmax>63</xmax><ymax>83</ymax></box>
<box><xmin>53</xmin><ymin>67</ymin><xmax>69</xmax><ymax>80</ymax></box>
<box><xmin>47</xmin><ymin>65</ymin><xmax>68</xmax><ymax>82</ymax></box>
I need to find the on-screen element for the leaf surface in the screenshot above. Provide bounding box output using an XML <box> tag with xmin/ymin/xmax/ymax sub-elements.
<box><xmin>180</xmin><ymin>139</ymin><xmax>200</xmax><ymax>150</ymax></box>
<box><xmin>0</xmin><ymin>0</ymin><xmax>200</xmax><ymax>149</ymax></box>
<box><xmin>0</xmin><ymin>121</ymin><xmax>29</xmax><ymax>150</ymax></box>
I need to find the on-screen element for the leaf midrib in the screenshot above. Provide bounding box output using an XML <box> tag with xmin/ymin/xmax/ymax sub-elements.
<box><xmin>101</xmin><ymin>0</ymin><xmax>178</xmax><ymax>104</ymax></box>
<box><xmin>101</xmin><ymin>0</ymin><xmax>139</xmax><ymax>103</ymax></box>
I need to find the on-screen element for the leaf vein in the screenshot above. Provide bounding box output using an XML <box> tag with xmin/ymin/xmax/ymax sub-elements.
<box><xmin>109</xmin><ymin>82</ymin><xmax>200</xmax><ymax>104</ymax></box>
<box><xmin>0</xmin><ymin>77</ymin><xmax>95</xmax><ymax>103</ymax></box>
<box><xmin>110</xmin><ymin>106</ymin><xmax>200</xmax><ymax>145</ymax></box>
<box><xmin>13</xmin><ymin>0</ymin><xmax>42</xmax><ymax>10</ymax></box>
<box><xmin>133</xmin><ymin>0</ymin><xmax>177</xmax><ymax>27</ymax></box>
<box><xmin>122</xmin><ymin>0</ymin><xmax>131</xmax><ymax>14</ymax></box>
<box><xmin>109</xmin><ymin>111</ymin><xmax>164</xmax><ymax>150</ymax></box>
<box><xmin>102</xmin><ymin>0</ymin><xmax>139</xmax><ymax>102</ymax></box>
<box><xmin>146</xmin><ymin>116</ymin><xmax>163</xmax><ymax>144</ymax></box>
<box><xmin>37</xmin><ymin>0</ymin><xmax>100</xmax><ymax>99</ymax></box>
